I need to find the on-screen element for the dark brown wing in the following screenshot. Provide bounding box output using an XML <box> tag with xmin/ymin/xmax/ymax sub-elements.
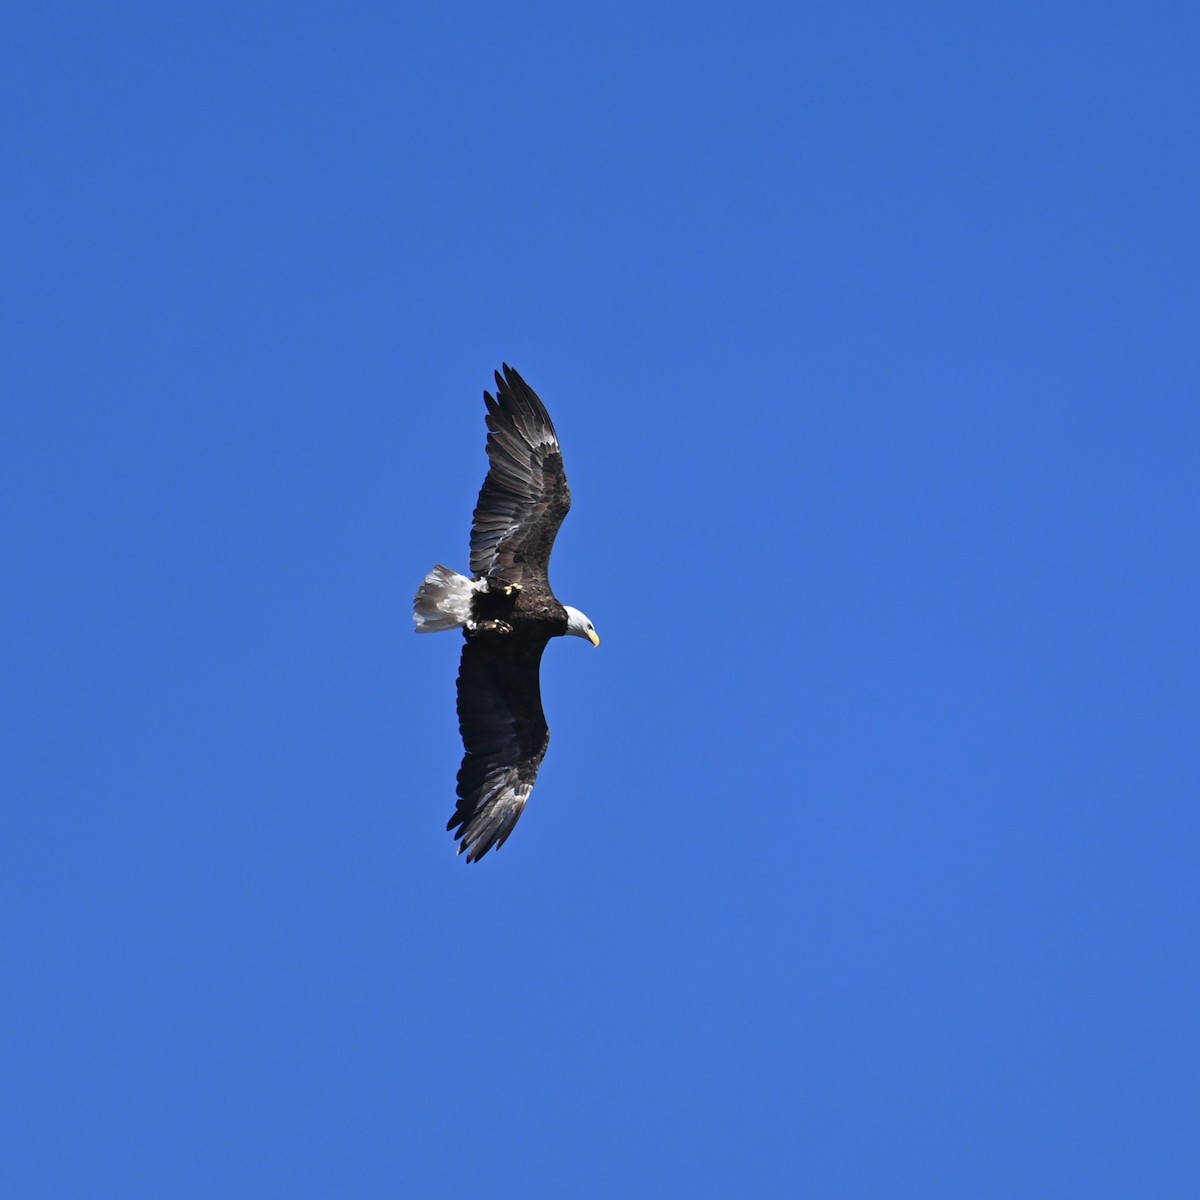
<box><xmin>469</xmin><ymin>365</ymin><xmax>571</xmax><ymax>587</ymax></box>
<box><xmin>448</xmin><ymin>632</ymin><xmax>553</xmax><ymax>862</ymax></box>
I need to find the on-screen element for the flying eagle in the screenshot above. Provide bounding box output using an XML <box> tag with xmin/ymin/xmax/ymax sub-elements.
<box><xmin>414</xmin><ymin>365</ymin><xmax>600</xmax><ymax>861</ymax></box>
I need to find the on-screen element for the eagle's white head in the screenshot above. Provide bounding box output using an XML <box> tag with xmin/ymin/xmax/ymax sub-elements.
<box><xmin>563</xmin><ymin>606</ymin><xmax>601</xmax><ymax>647</ymax></box>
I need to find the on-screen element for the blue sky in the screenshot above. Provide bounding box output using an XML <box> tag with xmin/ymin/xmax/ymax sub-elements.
<box><xmin>3</xmin><ymin>2</ymin><xmax>1198</xmax><ymax>1196</ymax></box>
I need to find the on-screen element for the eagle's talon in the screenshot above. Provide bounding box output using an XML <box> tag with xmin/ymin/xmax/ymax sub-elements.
<box><xmin>471</xmin><ymin>618</ymin><xmax>513</xmax><ymax>636</ymax></box>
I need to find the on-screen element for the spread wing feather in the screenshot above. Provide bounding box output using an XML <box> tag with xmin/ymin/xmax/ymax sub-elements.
<box><xmin>469</xmin><ymin>365</ymin><xmax>571</xmax><ymax>585</ymax></box>
<box><xmin>448</xmin><ymin>634</ymin><xmax>552</xmax><ymax>862</ymax></box>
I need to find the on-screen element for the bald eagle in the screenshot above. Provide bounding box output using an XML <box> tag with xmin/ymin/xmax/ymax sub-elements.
<box><xmin>414</xmin><ymin>365</ymin><xmax>599</xmax><ymax>862</ymax></box>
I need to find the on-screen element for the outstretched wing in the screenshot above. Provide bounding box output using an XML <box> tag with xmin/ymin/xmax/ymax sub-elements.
<box><xmin>448</xmin><ymin>633</ymin><xmax>553</xmax><ymax>862</ymax></box>
<box><xmin>469</xmin><ymin>365</ymin><xmax>571</xmax><ymax>586</ymax></box>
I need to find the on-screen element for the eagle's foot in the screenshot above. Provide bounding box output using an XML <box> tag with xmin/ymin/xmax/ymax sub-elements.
<box><xmin>472</xmin><ymin>618</ymin><xmax>513</xmax><ymax>636</ymax></box>
<box><xmin>500</xmin><ymin>582</ymin><xmax>522</xmax><ymax>596</ymax></box>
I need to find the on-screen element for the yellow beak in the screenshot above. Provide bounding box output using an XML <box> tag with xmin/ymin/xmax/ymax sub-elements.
<box><xmin>587</xmin><ymin>629</ymin><xmax>601</xmax><ymax>647</ymax></box>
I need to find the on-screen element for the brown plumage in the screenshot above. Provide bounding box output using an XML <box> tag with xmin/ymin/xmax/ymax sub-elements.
<box><xmin>469</xmin><ymin>366</ymin><xmax>572</xmax><ymax>588</ymax></box>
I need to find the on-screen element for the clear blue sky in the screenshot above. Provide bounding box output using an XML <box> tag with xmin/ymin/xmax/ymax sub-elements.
<box><xmin>3</xmin><ymin>3</ymin><xmax>1197</xmax><ymax>1196</ymax></box>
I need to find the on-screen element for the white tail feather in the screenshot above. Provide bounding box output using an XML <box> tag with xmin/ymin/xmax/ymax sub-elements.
<box><xmin>413</xmin><ymin>565</ymin><xmax>479</xmax><ymax>633</ymax></box>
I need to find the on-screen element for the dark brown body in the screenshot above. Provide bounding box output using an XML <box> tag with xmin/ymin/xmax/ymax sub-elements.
<box><xmin>469</xmin><ymin>581</ymin><xmax>568</xmax><ymax>639</ymax></box>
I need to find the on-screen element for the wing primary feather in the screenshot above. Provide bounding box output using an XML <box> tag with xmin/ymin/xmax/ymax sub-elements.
<box><xmin>468</xmin><ymin>365</ymin><xmax>572</xmax><ymax>584</ymax></box>
<box><xmin>448</xmin><ymin>635</ymin><xmax>552</xmax><ymax>862</ymax></box>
